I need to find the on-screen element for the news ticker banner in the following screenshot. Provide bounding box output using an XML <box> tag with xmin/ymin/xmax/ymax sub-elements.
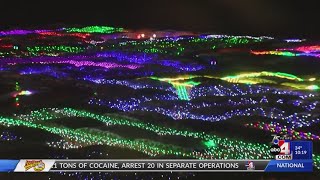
<box><xmin>0</xmin><ymin>159</ymin><xmax>314</xmax><ymax>172</ymax></box>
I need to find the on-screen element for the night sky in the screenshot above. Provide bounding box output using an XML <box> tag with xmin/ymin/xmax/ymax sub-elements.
<box><xmin>1</xmin><ymin>0</ymin><xmax>319</xmax><ymax>38</ymax></box>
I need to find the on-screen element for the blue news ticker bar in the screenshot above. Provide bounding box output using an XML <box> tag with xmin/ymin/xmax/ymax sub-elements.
<box><xmin>0</xmin><ymin>159</ymin><xmax>314</xmax><ymax>172</ymax></box>
<box><xmin>0</xmin><ymin>160</ymin><xmax>19</xmax><ymax>172</ymax></box>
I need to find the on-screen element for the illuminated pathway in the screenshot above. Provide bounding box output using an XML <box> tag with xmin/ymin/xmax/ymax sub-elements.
<box><xmin>220</xmin><ymin>71</ymin><xmax>320</xmax><ymax>90</ymax></box>
<box><xmin>0</xmin><ymin>107</ymin><xmax>272</xmax><ymax>160</ymax></box>
<box><xmin>4</xmin><ymin>58</ymin><xmax>141</xmax><ymax>70</ymax></box>
<box><xmin>221</xmin><ymin>71</ymin><xmax>304</xmax><ymax>83</ymax></box>
<box><xmin>1</xmin><ymin>107</ymin><xmax>318</xmax><ymax>169</ymax></box>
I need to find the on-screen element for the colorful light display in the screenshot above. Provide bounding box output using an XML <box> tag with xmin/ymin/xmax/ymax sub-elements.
<box><xmin>244</xmin><ymin>121</ymin><xmax>320</xmax><ymax>141</ymax></box>
<box><xmin>5</xmin><ymin>107</ymin><xmax>319</xmax><ymax>168</ymax></box>
<box><xmin>0</xmin><ymin>114</ymin><xmax>263</xmax><ymax>159</ymax></box>
<box><xmin>10</xmin><ymin>108</ymin><xmax>273</xmax><ymax>159</ymax></box>
<box><xmin>1</xmin><ymin>25</ymin><xmax>320</xmax><ymax>172</ymax></box>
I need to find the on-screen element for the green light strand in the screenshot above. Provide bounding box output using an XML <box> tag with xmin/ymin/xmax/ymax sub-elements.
<box><xmin>65</xmin><ymin>26</ymin><xmax>123</xmax><ymax>34</ymax></box>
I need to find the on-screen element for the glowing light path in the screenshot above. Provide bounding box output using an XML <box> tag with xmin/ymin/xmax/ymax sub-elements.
<box><xmin>220</xmin><ymin>72</ymin><xmax>320</xmax><ymax>90</ymax></box>
<box><xmin>282</xmin><ymin>45</ymin><xmax>320</xmax><ymax>53</ymax></box>
<box><xmin>10</xmin><ymin>108</ymin><xmax>272</xmax><ymax>159</ymax></box>
<box><xmin>27</xmin><ymin>46</ymin><xmax>85</xmax><ymax>56</ymax></box>
<box><xmin>0</xmin><ymin>29</ymin><xmax>51</xmax><ymax>36</ymax></box>
<box><xmin>202</xmin><ymin>34</ymin><xmax>273</xmax><ymax>40</ymax></box>
<box><xmin>97</xmin><ymin>51</ymin><xmax>205</xmax><ymax>71</ymax></box>
<box><xmin>64</xmin><ymin>26</ymin><xmax>124</xmax><ymax>34</ymax></box>
<box><xmin>4</xmin><ymin>58</ymin><xmax>142</xmax><ymax>70</ymax></box>
<box><xmin>221</xmin><ymin>71</ymin><xmax>304</xmax><ymax>83</ymax></box>
<box><xmin>7</xmin><ymin>107</ymin><xmax>320</xmax><ymax>169</ymax></box>
<box><xmin>41</xmin><ymin>60</ymin><xmax>141</xmax><ymax>70</ymax></box>
<box><xmin>281</xmin><ymin>83</ymin><xmax>320</xmax><ymax>90</ymax></box>
<box><xmin>89</xmin><ymin>96</ymin><xmax>320</xmax><ymax>127</ymax></box>
<box><xmin>38</xmin><ymin>32</ymin><xmax>91</xmax><ymax>39</ymax></box>
<box><xmin>83</xmin><ymin>78</ymin><xmax>175</xmax><ymax>92</ymax></box>
<box><xmin>188</xmin><ymin>84</ymin><xmax>315</xmax><ymax>100</ymax></box>
<box><xmin>1</xmin><ymin>53</ymin><xmax>203</xmax><ymax>72</ymax></box>
<box><xmin>97</xmin><ymin>51</ymin><xmax>157</xmax><ymax>64</ymax></box>
<box><xmin>0</xmin><ymin>116</ymin><xmax>190</xmax><ymax>158</ymax></box>
<box><xmin>1</xmin><ymin>108</ymin><xmax>268</xmax><ymax>159</ymax></box>
<box><xmin>251</xmin><ymin>50</ymin><xmax>296</xmax><ymax>57</ymax></box>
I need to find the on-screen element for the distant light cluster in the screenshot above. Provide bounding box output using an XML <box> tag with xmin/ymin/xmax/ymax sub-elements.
<box><xmin>65</xmin><ymin>26</ymin><xmax>124</xmax><ymax>34</ymax></box>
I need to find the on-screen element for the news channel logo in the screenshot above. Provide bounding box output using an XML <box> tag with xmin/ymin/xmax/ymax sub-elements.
<box><xmin>270</xmin><ymin>135</ymin><xmax>292</xmax><ymax>160</ymax></box>
<box><xmin>245</xmin><ymin>161</ymin><xmax>255</xmax><ymax>170</ymax></box>
<box><xmin>24</xmin><ymin>160</ymin><xmax>46</xmax><ymax>172</ymax></box>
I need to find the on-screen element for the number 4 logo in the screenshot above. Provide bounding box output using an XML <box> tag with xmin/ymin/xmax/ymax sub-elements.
<box><xmin>278</xmin><ymin>140</ymin><xmax>290</xmax><ymax>155</ymax></box>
